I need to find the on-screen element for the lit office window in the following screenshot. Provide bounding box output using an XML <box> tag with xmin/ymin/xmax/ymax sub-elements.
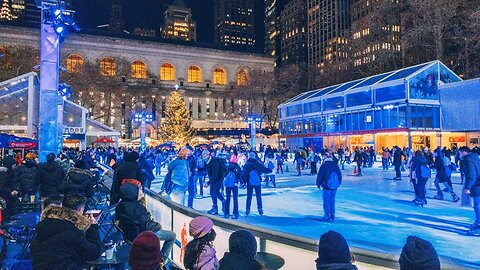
<box><xmin>131</xmin><ymin>60</ymin><xmax>147</xmax><ymax>79</ymax></box>
<box><xmin>66</xmin><ymin>54</ymin><xmax>84</xmax><ymax>73</ymax></box>
<box><xmin>99</xmin><ymin>57</ymin><xmax>116</xmax><ymax>77</ymax></box>
<box><xmin>160</xmin><ymin>63</ymin><xmax>175</xmax><ymax>81</ymax></box>
<box><xmin>188</xmin><ymin>65</ymin><xmax>202</xmax><ymax>83</ymax></box>
<box><xmin>213</xmin><ymin>68</ymin><xmax>227</xmax><ymax>85</ymax></box>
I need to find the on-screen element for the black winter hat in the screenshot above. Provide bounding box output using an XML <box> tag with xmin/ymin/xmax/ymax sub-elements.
<box><xmin>399</xmin><ymin>236</ymin><xmax>440</xmax><ymax>270</ymax></box>
<box><xmin>229</xmin><ymin>230</ymin><xmax>257</xmax><ymax>260</ymax></box>
<box><xmin>317</xmin><ymin>230</ymin><xmax>351</xmax><ymax>264</ymax></box>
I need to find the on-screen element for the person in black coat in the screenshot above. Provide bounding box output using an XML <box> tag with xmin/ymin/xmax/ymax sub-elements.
<box><xmin>393</xmin><ymin>146</ymin><xmax>405</xmax><ymax>180</ymax></box>
<box><xmin>316</xmin><ymin>151</ymin><xmax>342</xmax><ymax>222</ymax></box>
<box><xmin>459</xmin><ymin>146</ymin><xmax>480</xmax><ymax>235</ymax></box>
<box><xmin>410</xmin><ymin>151</ymin><xmax>429</xmax><ymax>206</ymax></box>
<box><xmin>110</xmin><ymin>151</ymin><xmax>146</xmax><ymax>205</ymax></box>
<box><xmin>115</xmin><ymin>182</ymin><xmax>176</xmax><ymax>259</ymax></box>
<box><xmin>30</xmin><ymin>194</ymin><xmax>101</xmax><ymax>270</ymax></box>
<box><xmin>14</xmin><ymin>157</ymin><xmax>38</xmax><ymax>202</ymax></box>
<box><xmin>242</xmin><ymin>153</ymin><xmax>272</xmax><ymax>216</ymax></box>
<box><xmin>218</xmin><ymin>230</ymin><xmax>265</xmax><ymax>270</ymax></box>
<box><xmin>63</xmin><ymin>160</ymin><xmax>94</xmax><ymax>198</ymax></box>
<box><xmin>202</xmin><ymin>150</ymin><xmax>226</xmax><ymax>215</ymax></box>
<box><xmin>34</xmin><ymin>153</ymin><xmax>66</xmax><ymax>199</ymax></box>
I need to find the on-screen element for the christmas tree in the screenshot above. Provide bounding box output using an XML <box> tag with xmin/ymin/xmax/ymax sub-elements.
<box><xmin>160</xmin><ymin>91</ymin><xmax>194</xmax><ymax>145</ymax></box>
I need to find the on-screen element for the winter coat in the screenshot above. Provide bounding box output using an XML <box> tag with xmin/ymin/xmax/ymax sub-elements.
<box><xmin>218</xmin><ymin>252</ymin><xmax>264</xmax><ymax>270</ymax></box>
<box><xmin>168</xmin><ymin>158</ymin><xmax>189</xmax><ymax>190</ymax></box>
<box><xmin>224</xmin><ymin>163</ymin><xmax>241</xmax><ymax>187</ymax></box>
<box><xmin>205</xmin><ymin>157</ymin><xmax>226</xmax><ymax>185</ymax></box>
<box><xmin>316</xmin><ymin>261</ymin><xmax>358</xmax><ymax>270</ymax></box>
<box><xmin>35</xmin><ymin>161</ymin><xmax>66</xmax><ymax>197</ymax></box>
<box><xmin>31</xmin><ymin>206</ymin><xmax>101</xmax><ymax>270</ymax></box>
<box><xmin>316</xmin><ymin>158</ymin><xmax>342</xmax><ymax>190</ymax></box>
<box><xmin>191</xmin><ymin>245</ymin><xmax>219</xmax><ymax>270</ymax></box>
<box><xmin>63</xmin><ymin>167</ymin><xmax>94</xmax><ymax>198</ymax></box>
<box><xmin>14</xmin><ymin>161</ymin><xmax>38</xmax><ymax>194</ymax></box>
<box><xmin>115</xmin><ymin>183</ymin><xmax>162</xmax><ymax>242</ymax></box>
<box><xmin>111</xmin><ymin>161</ymin><xmax>146</xmax><ymax>205</ymax></box>
<box><xmin>242</xmin><ymin>158</ymin><xmax>272</xmax><ymax>186</ymax></box>
<box><xmin>433</xmin><ymin>150</ymin><xmax>448</xmax><ymax>183</ymax></box>
<box><xmin>410</xmin><ymin>156</ymin><xmax>428</xmax><ymax>181</ymax></box>
<box><xmin>464</xmin><ymin>153</ymin><xmax>480</xmax><ymax>197</ymax></box>
<box><xmin>393</xmin><ymin>149</ymin><xmax>404</xmax><ymax>165</ymax></box>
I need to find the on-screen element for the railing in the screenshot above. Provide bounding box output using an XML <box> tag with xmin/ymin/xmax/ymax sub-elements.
<box><xmin>144</xmin><ymin>189</ymin><xmax>480</xmax><ymax>270</ymax></box>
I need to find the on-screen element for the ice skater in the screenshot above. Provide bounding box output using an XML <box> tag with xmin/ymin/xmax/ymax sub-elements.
<box><xmin>458</xmin><ymin>146</ymin><xmax>480</xmax><ymax>236</ymax></box>
<box><xmin>316</xmin><ymin>150</ymin><xmax>342</xmax><ymax>222</ymax></box>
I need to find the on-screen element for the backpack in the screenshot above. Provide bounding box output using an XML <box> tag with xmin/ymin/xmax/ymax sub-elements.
<box><xmin>267</xmin><ymin>161</ymin><xmax>275</xmax><ymax>170</ymax></box>
<box><xmin>313</xmin><ymin>155</ymin><xmax>320</xmax><ymax>163</ymax></box>
<box><xmin>196</xmin><ymin>157</ymin><xmax>205</xmax><ymax>170</ymax></box>
<box><xmin>420</xmin><ymin>165</ymin><xmax>431</xmax><ymax>179</ymax></box>
<box><xmin>327</xmin><ymin>171</ymin><xmax>340</xmax><ymax>189</ymax></box>
<box><xmin>223</xmin><ymin>171</ymin><xmax>237</xmax><ymax>187</ymax></box>
<box><xmin>449</xmin><ymin>162</ymin><xmax>457</xmax><ymax>172</ymax></box>
<box><xmin>248</xmin><ymin>170</ymin><xmax>261</xmax><ymax>186</ymax></box>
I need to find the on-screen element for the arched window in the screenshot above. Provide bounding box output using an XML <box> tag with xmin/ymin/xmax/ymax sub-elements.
<box><xmin>99</xmin><ymin>57</ymin><xmax>116</xmax><ymax>77</ymax></box>
<box><xmin>187</xmin><ymin>65</ymin><xmax>202</xmax><ymax>83</ymax></box>
<box><xmin>131</xmin><ymin>60</ymin><xmax>147</xmax><ymax>79</ymax></box>
<box><xmin>160</xmin><ymin>63</ymin><xmax>175</xmax><ymax>81</ymax></box>
<box><xmin>237</xmin><ymin>69</ymin><xmax>248</xmax><ymax>86</ymax></box>
<box><xmin>66</xmin><ymin>54</ymin><xmax>84</xmax><ymax>73</ymax></box>
<box><xmin>213</xmin><ymin>68</ymin><xmax>227</xmax><ymax>85</ymax></box>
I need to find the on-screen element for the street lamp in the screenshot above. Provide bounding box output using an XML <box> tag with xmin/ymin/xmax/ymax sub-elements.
<box><xmin>245</xmin><ymin>115</ymin><xmax>262</xmax><ymax>151</ymax></box>
<box><xmin>134</xmin><ymin>112</ymin><xmax>153</xmax><ymax>152</ymax></box>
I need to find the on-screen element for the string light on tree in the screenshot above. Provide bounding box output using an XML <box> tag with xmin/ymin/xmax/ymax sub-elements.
<box><xmin>160</xmin><ymin>90</ymin><xmax>194</xmax><ymax>146</ymax></box>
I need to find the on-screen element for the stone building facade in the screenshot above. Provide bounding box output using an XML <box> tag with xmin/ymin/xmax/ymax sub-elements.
<box><xmin>0</xmin><ymin>26</ymin><xmax>274</xmax><ymax>139</ymax></box>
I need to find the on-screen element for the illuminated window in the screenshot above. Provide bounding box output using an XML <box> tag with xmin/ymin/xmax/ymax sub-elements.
<box><xmin>66</xmin><ymin>54</ymin><xmax>84</xmax><ymax>73</ymax></box>
<box><xmin>160</xmin><ymin>63</ymin><xmax>175</xmax><ymax>81</ymax></box>
<box><xmin>99</xmin><ymin>57</ymin><xmax>116</xmax><ymax>77</ymax></box>
<box><xmin>213</xmin><ymin>68</ymin><xmax>227</xmax><ymax>85</ymax></box>
<box><xmin>131</xmin><ymin>60</ymin><xmax>147</xmax><ymax>79</ymax></box>
<box><xmin>237</xmin><ymin>70</ymin><xmax>248</xmax><ymax>86</ymax></box>
<box><xmin>188</xmin><ymin>65</ymin><xmax>202</xmax><ymax>83</ymax></box>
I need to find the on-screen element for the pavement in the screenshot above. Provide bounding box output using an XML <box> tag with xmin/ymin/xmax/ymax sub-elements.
<box><xmin>150</xmin><ymin>160</ymin><xmax>480</xmax><ymax>267</ymax></box>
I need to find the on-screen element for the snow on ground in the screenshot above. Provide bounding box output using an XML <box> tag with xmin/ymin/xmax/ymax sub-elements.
<box><xmin>150</xmin><ymin>161</ymin><xmax>479</xmax><ymax>266</ymax></box>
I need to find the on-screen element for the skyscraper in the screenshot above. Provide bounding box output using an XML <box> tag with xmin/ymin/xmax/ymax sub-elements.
<box><xmin>280</xmin><ymin>0</ymin><xmax>307</xmax><ymax>66</ymax></box>
<box><xmin>109</xmin><ymin>0</ymin><xmax>124</xmax><ymax>33</ymax></box>
<box><xmin>0</xmin><ymin>0</ymin><xmax>12</xmax><ymax>21</ymax></box>
<box><xmin>351</xmin><ymin>0</ymin><xmax>401</xmax><ymax>72</ymax></box>
<box><xmin>307</xmin><ymin>0</ymin><xmax>351</xmax><ymax>68</ymax></box>
<box><xmin>264</xmin><ymin>0</ymin><xmax>282</xmax><ymax>65</ymax></box>
<box><xmin>161</xmin><ymin>0</ymin><xmax>196</xmax><ymax>42</ymax></box>
<box><xmin>11</xmin><ymin>0</ymin><xmax>25</xmax><ymax>20</ymax></box>
<box><xmin>214</xmin><ymin>0</ymin><xmax>255</xmax><ymax>51</ymax></box>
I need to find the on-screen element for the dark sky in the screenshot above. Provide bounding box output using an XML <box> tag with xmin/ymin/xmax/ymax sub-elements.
<box><xmin>74</xmin><ymin>0</ymin><xmax>265</xmax><ymax>52</ymax></box>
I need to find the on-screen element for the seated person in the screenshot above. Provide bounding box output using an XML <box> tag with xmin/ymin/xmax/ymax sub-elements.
<box><xmin>315</xmin><ymin>230</ymin><xmax>357</xmax><ymax>270</ymax></box>
<box><xmin>219</xmin><ymin>230</ymin><xmax>264</xmax><ymax>270</ymax></box>
<box><xmin>129</xmin><ymin>231</ymin><xmax>163</xmax><ymax>270</ymax></box>
<box><xmin>42</xmin><ymin>194</ymin><xmax>64</xmax><ymax>208</ymax></box>
<box><xmin>31</xmin><ymin>194</ymin><xmax>101</xmax><ymax>270</ymax></box>
<box><xmin>399</xmin><ymin>236</ymin><xmax>440</xmax><ymax>270</ymax></box>
<box><xmin>115</xmin><ymin>181</ymin><xmax>176</xmax><ymax>260</ymax></box>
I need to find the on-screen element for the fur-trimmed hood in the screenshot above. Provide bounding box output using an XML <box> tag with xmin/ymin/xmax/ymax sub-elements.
<box><xmin>67</xmin><ymin>167</ymin><xmax>93</xmax><ymax>177</ymax></box>
<box><xmin>40</xmin><ymin>206</ymin><xmax>91</xmax><ymax>231</ymax></box>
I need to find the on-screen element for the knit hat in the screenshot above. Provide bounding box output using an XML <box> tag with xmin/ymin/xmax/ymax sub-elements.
<box><xmin>178</xmin><ymin>148</ymin><xmax>192</xmax><ymax>159</ymax></box>
<box><xmin>229</xmin><ymin>230</ymin><xmax>257</xmax><ymax>260</ymax></box>
<box><xmin>399</xmin><ymin>236</ymin><xmax>440</xmax><ymax>270</ymax></box>
<box><xmin>230</xmin><ymin>155</ymin><xmax>238</xmax><ymax>164</ymax></box>
<box><xmin>129</xmin><ymin>231</ymin><xmax>162</xmax><ymax>270</ymax></box>
<box><xmin>317</xmin><ymin>230</ymin><xmax>351</xmax><ymax>264</ymax></box>
<box><xmin>189</xmin><ymin>216</ymin><xmax>214</xmax><ymax>238</ymax></box>
<box><xmin>25</xmin><ymin>152</ymin><xmax>36</xmax><ymax>160</ymax></box>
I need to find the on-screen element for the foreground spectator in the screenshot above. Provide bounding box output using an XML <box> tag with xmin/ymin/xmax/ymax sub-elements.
<box><xmin>315</xmin><ymin>230</ymin><xmax>357</xmax><ymax>270</ymax></box>
<box><xmin>399</xmin><ymin>236</ymin><xmax>440</xmax><ymax>270</ymax></box>
<box><xmin>35</xmin><ymin>153</ymin><xmax>66</xmax><ymax>199</ymax></box>
<box><xmin>115</xmin><ymin>182</ymin><xmax>176</xmax><ymax>259</ymax></box>
<box><xmin>218</xmin><ymin>230</ymin><xmax>264</xmax><ymax>270</ymax></box>
<box><xmin>129</xmin><ymin>231</ymin><xmax>163</xmax><ymax>270</ymax></box>
<box><xmin>111</xmin><ymin>151</ymin><xmax>145</xmax><ymax>205</ymax></box>
<box><xmin>184</xmin><ymin>216</ymin><xmax>219</xmax><ymax>270</ymax></box>
<box><xmin>31</xmin><ymin>194</ymin><xmax>101</xmax><ymax>270</ymax></box>
<box><xmin>62</xmin><ymin>160</ymin><xmax>94</xmax><ymax>198</ymax></box>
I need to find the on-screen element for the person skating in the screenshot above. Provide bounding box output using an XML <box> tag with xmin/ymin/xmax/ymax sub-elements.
<box><xmin>459</xmin><ymin>146</ymin><xmax>480</xmax><ymax>236</ymax></box>
<box><xmin>242</xmin><ymin>152</ymin><xmax>272</xmax><ymax>216</ymax></box>
<box><xmin>432</xmin><ymin>147</ymin><xmax>459</xmax><ymax>202</ymax></box>
<box><xmin>353</xmin><ymin>148</ymin><xmax>363</xmax><ymax>176</ymax></box>
<box><xmin>316</xmin><ymin>150</ymin><xmax>342</xmax><ymax>222</ymax></box>
<box><xmin>393</xmin><ymin>146</ymin><xmax>405</xmax><ymax>180</ymax></box>
<box><xmin>110</xmin><ymin>151</ymin><xmax>146</xmax><ymax>205</ymax></box>
<box><xmin>167</xmin><ymin>148</ymin><xmax>191</xmax><ymax>205</ymax></box>
<box><xmin>224</xmin><ymin>155</ymin><xmax>240</xmax><ymax>219</ymax></box>
<box><xmin>410</xmin><ymin>150</ymin><xmax>430</xmax><ymax>207</ymax></box>
<box><xmin>202</xmin><ymin>150</ymin><xmax>226</xmax><ymax>215</ymax></box>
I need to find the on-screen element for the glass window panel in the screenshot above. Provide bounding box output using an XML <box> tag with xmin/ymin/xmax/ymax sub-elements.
<box><xmin>304</xmin><ymin>101</ymin><xmax>321</xmax><ymax>114</ymax></box>
<box><xmin>289</xmin><ymin>91</ymin><xmax>316</xmax><ymax>103</ymax></box>
<box><xmin>352</xmin><ymin>72</ymin><xmax>394</xmax><ymax>89</ymax></box>
<box><xmin>307</xmin><ymin>85</ymin><xmax>341</xmax><ymax>99</ymax></box>
<box><xmin>439</xmin><ymin>64</ymin><xmax>461</xmax><ymax>83</ymax></box>
<box><xmin>323</xmin><ymin>96</ymin><xmax>344</xmax><ymax>111</ymax></box>
<box><xmin>398</xmin><ymin>106</ymin><xmax>406</xmax><ymax>127</ymax></box>
<box><xmin>286</xmin><ymin>104</ymin><xmax>303</xmax><ymax>116</ymax></box>
<box><xmin>100</xmin><ymin>58</ymin><xmax>116</xmax><ymax>77</ymax></box>
<box><xmin>329</xmin><ymin>79</ymin><xmax>364</xmax><ymax>94</ymax></box>
<box><xmin>375</xmin><ymin>84</ymin><xmax>406</xmax><ymax>103</ymax></box>
<box><xmin>364</xmin><ymin>110</ymin><xmax>374</xmax><ymax>130</ymax></box>
<box><xmin>346</xmin><ymin>90</ymin><xmax>371</xmax><ymax>107</ymax></box>
<box><xmin>131</xmin><ymin>60</ymin><xmax>147</xmax><ymax>79</ymax></box>
<box><xmin>237</xmin><ymin>70</ymin><xmax>248</xmax><ymax>86</ymax></box>
<box><xmin>381</xmin><ymin>63</ymin><xmax>429</xmax><ymax>83</ymax></box>
<box><xmin>409</xmin><ymin>64</ymin><xmax>439</xmax><ymax>100</ymax></box>
<box><xmin>188</xmin><ymin>66</ymin><xmax>202</xmax><ymax>83</ymax></box>
<box><xmin>66</xmin><ymin>54</ymin><xmax>84</xmax><ymax>73</ymax></box>
<box><xmin>374</xmin><ymin>109</ymin><xmax>382</xmax><ymax>129</ymax></box>
<box><xmin>160</xmin><ymin>63</ymin><xmax>175</xmax><ymax>81</ymax></box>
<box><xmin>346</xmin><ymin>113</ymin><xmax>353</xmax><ymax>131</ymax></box>
<box><xmin>213</xmin><ymin>68</ymin><xmax>227</xmax><ymax>85</ymax></box>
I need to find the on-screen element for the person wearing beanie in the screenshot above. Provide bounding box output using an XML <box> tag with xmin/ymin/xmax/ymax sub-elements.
<box><xmin>14</xmin><ymin>152</ymin><xmax>39</xmax><ymax>203</ymax></box>
<box><xmin>111</xmin><ymin>150</ymin><xmax>146</xmax><ymax>205</ymax></box>
<box><xmin>219</xmin><ymin>230</ymin><xmax>264</xmax><ymax>270</ymax></box>
<box><xmin>399</xmin><ymin>236</ymin><xmax>440</xmax><ymax>270</ymax></box>
<box><xmin>129</xmin><ymin>231</ymin><xmax>163</xmax><ymax>270</ymax></box>
<box><xmin>35</xmin><ymin>152</ymin><xmax>66</xmax><ymax>199</ymax></box>
<box><xmin>201</xmin><ymin>150</ymin><xmax>226</xmax><ymax>215</ymax></box>
<box><xmin>315</xmin><ymin>230</ymin><xmax>357</xmax><ymax>270</ymax></box>
<box><xmin>316</xmin><ymin>150</ymin><xmax>342</xmax><ymax>223</ymax></box>
<box><xmin>241</xmin><ymin>152</ymin><xmax>272</xmax><ymax>216</ymax></box>
<box><xmin>223</xmin><ymin>155</ymin><xmax>241</xmax><ymax>219</ymax></box>
<box><xmin>61</xmin><ymin>159</ymin><xmax>94</xmax><ymax>199</ymax></box>
<box><xmin>184</xmin><ymin>216</ymin><xmax>219</xmax><ymax>270</ymax></box>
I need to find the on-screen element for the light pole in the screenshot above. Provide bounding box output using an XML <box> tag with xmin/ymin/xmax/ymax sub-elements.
<box><xmin>37</xmin><ymin>0</ymin><xmax>79</xmax><ymax>161</ymax></box>
<box><xmin>134</xmin><ymin>113</ymin><xmax>153</xmax><ymax>152</ymax></box>
<box><xmin>246</xmin><ymin>115</ymin><xmax>262</xmax><ymax>151</ymax></box>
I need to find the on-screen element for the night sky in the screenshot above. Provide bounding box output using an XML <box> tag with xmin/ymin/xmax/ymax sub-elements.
<box><xmin>73</xmin><ymin>0</ymin><xmax>265</xmax><ymax>52</ymax></box>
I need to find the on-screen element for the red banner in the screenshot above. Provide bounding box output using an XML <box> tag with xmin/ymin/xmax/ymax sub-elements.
<box><xmin>8</xmin><ymin>142</ymin><xmax>38</xmax><ymax>149</ymax></box>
